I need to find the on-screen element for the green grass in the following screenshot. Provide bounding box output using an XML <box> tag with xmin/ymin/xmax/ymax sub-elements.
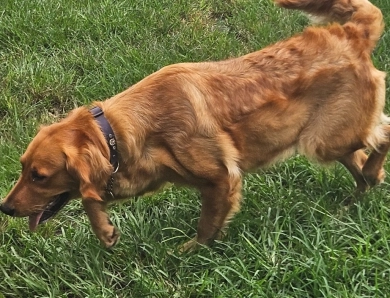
<box><xmin>1</xmin><ymin>0</ymin><xmax>390</xmax><ymax>297</ymax></box>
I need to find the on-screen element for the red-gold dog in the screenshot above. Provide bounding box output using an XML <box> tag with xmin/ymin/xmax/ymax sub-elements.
<box><xmin>1</xmin><ymin>0</ymin><xmax>388</xmax><ymax>251</ymax></box>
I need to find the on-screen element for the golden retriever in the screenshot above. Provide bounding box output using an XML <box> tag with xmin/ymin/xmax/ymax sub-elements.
<box><xmin>1</xmin><ymin>0</ymin><xmax>388</xmax><ymax>251</ymax></box>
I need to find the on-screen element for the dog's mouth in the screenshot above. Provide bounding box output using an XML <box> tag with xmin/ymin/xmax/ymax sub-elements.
<box><xmin>28</xmin><ymin>192</ymin><xmax>71</xmax><ymax>231</ymax></box>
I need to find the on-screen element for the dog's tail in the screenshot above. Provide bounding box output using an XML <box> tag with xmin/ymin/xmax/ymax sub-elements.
<box><xmin>274</xmin><ymin>0</ymin><xmax>384</xmax><ymax>53</ymax></box>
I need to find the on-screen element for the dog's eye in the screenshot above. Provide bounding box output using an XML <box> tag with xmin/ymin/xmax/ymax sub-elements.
<box><xmin>31</xmin><ymin>170</ymin><xmax>46</xmax><ymax>182</ymax></box>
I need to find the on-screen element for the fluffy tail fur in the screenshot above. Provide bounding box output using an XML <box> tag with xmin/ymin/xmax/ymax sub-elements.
<box><xmin>274</xmin><ymin>0</ymin><xmax>384</xmax><ymax>53</ymax></box>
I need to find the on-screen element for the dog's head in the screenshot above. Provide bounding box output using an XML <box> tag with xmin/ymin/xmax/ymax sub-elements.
<box><xmin>0</xmin><ymin>108</ymin><xmax>112</xmax><ymax>230</ymax></box>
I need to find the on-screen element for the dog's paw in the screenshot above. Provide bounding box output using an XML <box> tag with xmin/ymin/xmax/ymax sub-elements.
<box><xmin>99</xmin><ymin>226</ymin><xmax>120</xmax><ymax>249</ymax></box>
<box><xmin>178</xmin><ymin>238</ymin><xmax>202</xmax><ymax>253</ymax></box>
<box><xmin>179</xmin><ymin>240</ymin><xmax>197</xmax><ymax>253</ymax></box>
<box><xmin>364</xmin><ymin>167</ymin><xmax>386</xmax><ymax>188</ymax></box>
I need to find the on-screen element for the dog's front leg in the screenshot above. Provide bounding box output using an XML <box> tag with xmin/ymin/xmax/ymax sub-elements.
<box><xmin>82</xmin><ymin>198</ymin><xmax>120</xmax><ymax>248</ymax></box>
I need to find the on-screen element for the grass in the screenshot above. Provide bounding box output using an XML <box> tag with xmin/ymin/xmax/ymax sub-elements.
<box><xmin>1</xmin><ymin>0</ymin><xmax>390</xmax><ymax>296</ymax></box>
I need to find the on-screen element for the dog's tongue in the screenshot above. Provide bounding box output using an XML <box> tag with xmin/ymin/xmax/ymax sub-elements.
<box><xmin>29</xmin><ymin>211</ymin><xmax>44</xmax><ymax>231</ymax></box>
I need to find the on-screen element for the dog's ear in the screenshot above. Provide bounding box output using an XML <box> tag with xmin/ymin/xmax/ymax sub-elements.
<box><xmin>64</xmin><ymin>145</ymin><xmax>112</xmax><ymax>200</ymax></box>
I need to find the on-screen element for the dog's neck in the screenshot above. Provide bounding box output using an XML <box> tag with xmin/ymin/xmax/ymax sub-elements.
<box><xmin>90</xmin><ymin>106</ymin><xmax>119</xmax><ymax>197</ymax></box>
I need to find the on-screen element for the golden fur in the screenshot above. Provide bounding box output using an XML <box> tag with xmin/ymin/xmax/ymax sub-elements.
<box><xmin>1</xmin><ymin>0</ymin><xmax>388</xmax><ymax>251</ymax></box>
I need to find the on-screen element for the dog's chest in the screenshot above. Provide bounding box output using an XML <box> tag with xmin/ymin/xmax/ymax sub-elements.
<box><xmin>110</xmin><ymin>170</ymin><xmax>160</xmax><ymax>199</ymax></box>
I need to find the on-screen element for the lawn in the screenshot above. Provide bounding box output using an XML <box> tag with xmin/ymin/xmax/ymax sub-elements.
<box><xmin>1</xmin><ymin>0</ymin><xmax>390</xmax><ymax>297</ymax></box>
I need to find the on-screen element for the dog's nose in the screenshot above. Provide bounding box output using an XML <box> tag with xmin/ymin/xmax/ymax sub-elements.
<box><xmin>0</xmin><ymin>203</ymin><xmax>15</xmax><ymax>216</ymax></box>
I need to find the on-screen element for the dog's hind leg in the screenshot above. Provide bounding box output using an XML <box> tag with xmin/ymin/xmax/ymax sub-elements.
<box><xmin>362</xmin><ymin>126</ymin><xmax>390</xmax><ymax>188</ymax></box>
<box><xmin>180</xmin><ymin>173</ymin><xmax>242</xmax><ymax>252</ymax></box>
<box><xmin>338</xmin><ymin>150</ymin><xmax>369</xmax><ymax>193</ymax></box>
<box><xmin>339</xmin><ymin>126</ymin><xmax>390</xmax><ymax>194</ymax></box>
